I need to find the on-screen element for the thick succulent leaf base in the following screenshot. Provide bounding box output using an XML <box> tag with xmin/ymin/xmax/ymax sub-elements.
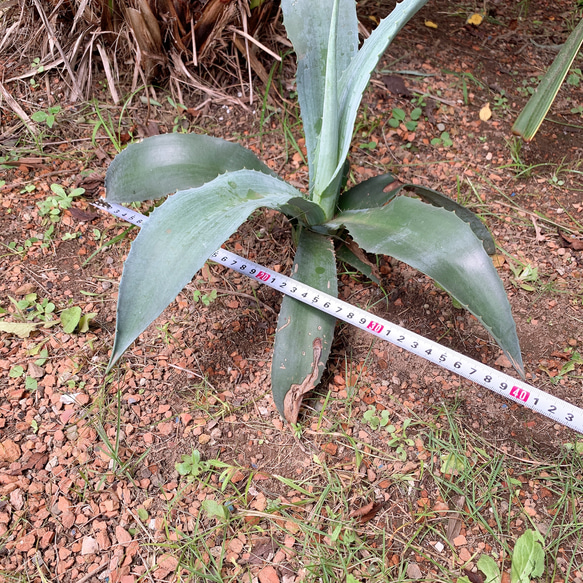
<box><xmin>326</xmin><ymin>196</ymin><xmax>524</xmax><ymax>376</ymax></box>
<box><xmin>107</xmin><ymin>170</ymin><xmax>304</xmax><ymax>370</ymax></box>
<box><xmin>271</xmin><ymin>230</ymin><xmax>338</xmax><ymax>424</ymax></box>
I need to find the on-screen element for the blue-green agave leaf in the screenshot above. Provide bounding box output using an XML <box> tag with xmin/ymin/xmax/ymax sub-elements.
<box><xmin>338</xmin><ymin>175</ymin><xmax>496</xmax><ymax>255</ymax></box>
<box><xmin>107</xmin><ymin>170</ymin><xmax>304</xmax><ymax>369</ymax></box>
<box><xmin>337</xmin><ymin>172</ymin><xmax>400</xmax><ymax>211</ymax></box>
<box><xmin>312</xmin><ymin>0</ymin><xmax>341</xmax><ymax>203</ymax></box>
<box><xmin>281</xmin><ymin>0</ymin><xmax>358</xmax><ymax>189</ymax></box>
<box><xmin>271</xmin><ymin>230</ymin><xmax>338</xmax><ymax>423</ymax></box>
<box><xmin>325</xmin><ymin>196</ymin><xmax>524</xmax><ymax>375</ymax></box>
<box><xmin>327</xmin><ymin>0</ymin><xmax>428</xmax><ymax>191</ymax></box>
<box><xmin>105</xmin><ymin>133</ymin><xmax>277</xmax><ymax>203</ymax></box>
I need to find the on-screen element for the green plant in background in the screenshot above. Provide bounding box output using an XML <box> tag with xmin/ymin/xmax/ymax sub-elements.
<box><xmin>37</xmin><ymin>183</ymin><xmax>85</xmax><ymax>222</ymax></box>
<box><xmin>192</xmin><ymin>288</ymin><xmax>217</xmax><ymax>306</ymax></box>
<box><xmin>388</xmin><ymin>106</ymin><xmax>423</xmax><ymax>131</ymax></box>
<box><xmin>431</xmin><ymin>131</ymin><xmax>453</xmax><ymax>148</ymax></box>
<box><xmin>507</xmin><ymin>259</ymin><xmax>540</xmax><ymax>292</ymax></box>
<box><xmin>459</xmin><ymin>529</ymin><xmax>545</xmax><ymax>583</ymax></box>
<box><xmin>31</xmin><ymin>105</ymin><xmax>61</xmax><ymax>129</ymax></box>
<box><xmin>175</xmin><ymin>449</ymin><xmax>235</xmax><ymax>492</ymax></box>
<box><xmin>104</xmin><ymin>0</ymin><xmax>524</xmax><ymax>426</ymax></box>
<box><xmin>363</xmin><ymin>406</ymin><xmax>391</xmax><ymax>430</ymax></box>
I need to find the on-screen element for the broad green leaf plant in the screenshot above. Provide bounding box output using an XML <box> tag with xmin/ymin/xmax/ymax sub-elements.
<box><xmin>105</xmin><ymin>0</ymin><xmax>524</xmax><ymax>425</ymax></box>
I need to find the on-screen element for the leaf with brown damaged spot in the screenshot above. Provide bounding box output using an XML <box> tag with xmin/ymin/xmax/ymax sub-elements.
<box><xmin>283</xmin><ymin>337</ymin><xmax>323</xmax><ymax>425</ymax></box>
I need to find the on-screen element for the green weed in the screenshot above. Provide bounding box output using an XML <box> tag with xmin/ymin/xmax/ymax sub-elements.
<box><xmin>37</xmin><ymin>183</ymin><xmax>85</xmax><ymax>222</ymax></box>
<box><xmin>192</xmin><ymin>288</ymin><xmax>218</xmax><ymax>306</ymax></box>
<box><xmin>388</xmin><ymin>106</ymin><xmax>423</xmax><ymax>132</ymax></box>
<box><xmin>431</xmin><ymin>131</ymin><xmax>453</xmax><ymax>148</ymax></box>
<box><xmin>31</xmin><ymin>105</ymin><xmax>61</xmax><ymax>129</ymax></box>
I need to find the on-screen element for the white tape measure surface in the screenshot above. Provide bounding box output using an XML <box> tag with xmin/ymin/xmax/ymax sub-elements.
<box><xmin>93</xmin><ymin>200</ymin><xmax>583</xmax><ymax>434</ymax></box>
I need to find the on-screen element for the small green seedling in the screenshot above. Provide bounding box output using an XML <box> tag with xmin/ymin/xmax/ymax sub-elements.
<box><xmin>167</xmin><ymin>96</ymin><xmax>190</xmax><ymax>133</ymax></box>
<box><xmin>431</xmin><ymin>131</ymin><xmax>453</xmax><ymax>148</ymax></box>
<box><xmin>9</xmin><ymin>293</ymin><xmax>57</xmax><ymax>325</ymax></box>
<box><xmin>508</xmin><ymin>260</ymin><xmax>539</xmax><ymax>292</ymax></box>
<box><xmin>6</xmin><ymin>236</ymin><xmax>39</xmax><ymax>257</ymax></box>
<box><xmin>517</xmin><ymin>76</ymin><xmax>539</xmax><ymax>97</ymax></box>
<box><xmin>459</xmin><ymin>529</ymin><xmax>545</xmax><ymax>583</ymax></box>
<box><xmin>388</xmin><ymin>106</ymin><xmax>423</xmax><ymax>131</ymax></box>
<box><xmin>387</xmin><ymin>418</ymin><xmax>414</xmax><ymax>461</ymax></box>
<box><xmin>175</xmin><ymin>449</ymin><xmax>235</xmax><ymax>490</ymax></box>
<box><xmin>358</xmin><ymin>140</ymin><xmax>377</xmax><ymax>151</ymax></box>
<box><xmin>363</xmin><ymin>408</ymin><xmax>413</xmax><ymax>461</ymax></box>
<box><xmin>29</xmin><ymin>57</ymin><xmax>45</xmax><ymax>89</ymax></box>
<box><xmin>567</xmin><ymin>67</ymin><xmax>582</xmax><ymax>86</ymax></box>
<box><xmin>176</xmin><ymin>449</ymin><xmax>206</xmax><ymax>477</ymax></box>
<box><xmin>564</xmin><ymin>440</ymin><xmax>583</xmax><ymax>454</ymax></box>
<box><xmin>363</xmin><ymin>406</ymin><xmax>391</xmax><ymax>430</ymax></box>
<box><xmin>31</xmin><ymin>106</ymin><xmax>61</xmax><ymax>129</ymax></box>
<box><xmin>31</xmin><ymin>57</ymin><xmax>44</xmax><ymax>73</ymax></box>
<box><xmin>37</xmin><ymin>184</ymin><xmax>85</xmax><ymax>222</ymax></box>
<box><xmin>192</xmin><ymin>289</ymin><xmax>218</xmax><ymax>306</ymax></box>
<box><xmin>492</xmin><ymin>90</ymin><xmax>510</xmax><ymax>113</ymax></box>
<box><xmin>201</xmin><ymin>499</ymin><xmax>231</xmax><ymax>523</ymax></box>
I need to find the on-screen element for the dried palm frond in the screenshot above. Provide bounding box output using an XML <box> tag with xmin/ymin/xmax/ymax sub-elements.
<box><xmin>2</xmin><ymin>0</ymin><xmax>282</xmax><ymax>105</ymax></box>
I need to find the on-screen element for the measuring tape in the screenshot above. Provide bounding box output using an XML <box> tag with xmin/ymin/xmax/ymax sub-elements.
<box><xmin>93</xmin><ymin>199</ymin><xmax>583</xmax><ymax>435</ymax></box>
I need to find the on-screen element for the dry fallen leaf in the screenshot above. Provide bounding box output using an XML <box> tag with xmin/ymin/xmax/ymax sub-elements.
<box><xmin>0</xmin><ymin>322</ymin><xmax>38</xmax><ymax>338</ymax></box>
<box><xmin>492</xmin><ymin>254</ymin><xmax>506</xmax><ymax>268</ymax></box>
<box><xmin>559</xmin><ymin>230</ymin><xmax>583</xmax><ymax>250</ymax></box>
<box><xmin>382</xmin><ymin>74</ymin><xmax>412</xmax><ymax>97</ymax></box>
<box><xmin>463</xmin><ymin>568</ymin><xmax>484</xmax><ymax>583</ymax></box>
<box><xmin>349</xmin><ymin>500</ymin><xmax>383</xmax><ymax>523</ymax></box>
<box><xmin>467</xmin><ymin>12</ymin><xmax>484</xmax><ymax>26</ymax></box>
<box><xmin>445</xmin><ymin>495</ymin><xmax>465</xmax><ymax>542</ymax></box>
<box><xmin>479</xmin><ymin>103</ymin><xmax>492</xmax><ymax>121</ymax></box>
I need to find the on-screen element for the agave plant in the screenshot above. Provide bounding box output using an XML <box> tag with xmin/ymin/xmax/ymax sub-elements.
<box><xmin>104</xmin><ymin>0</ymin><xmax>523</xmax><ymax>425</ymax></box>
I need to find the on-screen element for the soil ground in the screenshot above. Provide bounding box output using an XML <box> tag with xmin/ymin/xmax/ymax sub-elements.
<box><xmin>1</xmin><ymin>1</ymin><xmax>583</xmax><ymax>582</ymax></box>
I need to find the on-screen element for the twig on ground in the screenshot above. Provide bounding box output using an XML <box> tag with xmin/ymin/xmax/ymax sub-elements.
<box><xmin>0</xmin><ymin>81</ymin><xmax>37</xmax><ymax>134</ymax></box>
<box><xmin>228</xmin><ymin>25</ymin><xmax>282</xmax><ymax>62</ymax></box>
<box><xmin>212</xmin><ymin>287</ymin><xmax>277</xmax><ymax>315</ymax></box>
<box><xmin>76</xmin><ymin>563</ymin><xmax>108</xmax><ymax>583</ymax></box>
